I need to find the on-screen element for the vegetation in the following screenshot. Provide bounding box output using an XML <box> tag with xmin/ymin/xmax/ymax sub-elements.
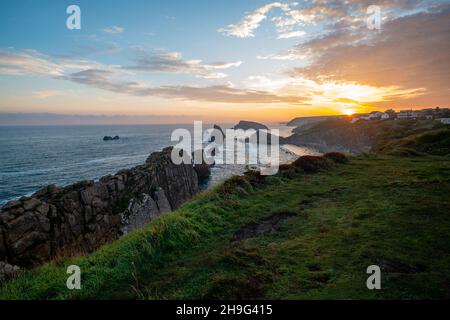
<box><xmin>285</xmin><ymin>118</ymin><xmax>450</xmax><ymax>155</ymax></box>
<box><xmin>1</xmin><ymin>149</ymin><xmax>450</xmax><ymax>299</ymax></box>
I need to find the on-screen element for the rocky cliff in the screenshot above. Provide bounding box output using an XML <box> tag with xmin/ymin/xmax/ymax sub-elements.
<box><xmin>283</xmin><ymin>119</ymin><xmax>377</xmax><ymax>154</ymax></box>
<box><xmin>284</xmin><ymin>118</ymin><xmax>449</xmax><ymax>155</ymax></box>
<box><xmin>0</xmin><ymin>147</ymin><xmax>201</xmax><ymax>272</ymax></box>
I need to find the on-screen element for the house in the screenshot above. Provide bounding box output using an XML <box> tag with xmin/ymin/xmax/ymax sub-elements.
<box><xmin>369</xmin><ymin>111</ymin><xmax>389</xmax><ymax>120</ymax></box>
<box><xmin>350</xmin><ymin>111</ymin><xmax>389</xmax><ymax>123</ymax></box>
<box><xmin>437</xmin><ymin>118</ymin><xmax>450</xmax><ymax>125</ymax></box>
<box><xmin>385</xmin><ymin>109</ymin><xmax>397</xmax><ymax>119</ymax></box>
<box><xmin>397</xmin><ymin>110</ymin><xmax>415</xmax><ymax>120</ymax></box>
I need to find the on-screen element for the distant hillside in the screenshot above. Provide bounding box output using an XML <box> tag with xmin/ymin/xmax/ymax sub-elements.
<box><xmin>284</xmin><ymin>119</ymin><xmax>450</xmax><ymax>155</ymax></box>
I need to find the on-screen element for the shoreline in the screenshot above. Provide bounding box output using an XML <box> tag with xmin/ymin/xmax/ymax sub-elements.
<box><xmin>0</xmin><ymin>142</ymin><xmax>308</xmax><ymax>206</ymax></box>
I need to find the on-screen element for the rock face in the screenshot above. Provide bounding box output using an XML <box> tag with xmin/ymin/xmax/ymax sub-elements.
<box><xmin>210</xmin><ymin>124</ymin><xmax>226</xmax><ymax>142</ymax></box>
<box><xmin>284</xmin><ymin>119</ymin><xmax>375</xmax><ymax>154</ymax></box>
<box><xmin>120</xmin><ymin>188</ymin><xmax>171</xmax><ymax>235</ymax></box>
<box><xmin>192</xmin><ymin>149</ymin><xmax>213</xmax><ymax>184</ymax></box>
<box><xmin>0</xmin><ymin>147</ymin><xmax>201</xmax><ymax>269</ymax></box>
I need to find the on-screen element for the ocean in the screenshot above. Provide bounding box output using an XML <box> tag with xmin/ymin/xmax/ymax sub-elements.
<box><xmin>0</xmin><ymin>124</ymin><xmax>314</xmax><ymax>205</ymax></box>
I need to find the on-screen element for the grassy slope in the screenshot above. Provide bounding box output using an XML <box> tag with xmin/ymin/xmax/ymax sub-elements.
<box><xmin>1</xmin><ymin>154</ymin><xmax>450</xmax><ymax>300</ymax></box>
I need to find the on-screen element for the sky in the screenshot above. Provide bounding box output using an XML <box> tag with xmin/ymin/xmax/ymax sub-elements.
<box><xmin>0</xmin><ymin>0</ymin><xmax>449</xmax><ymax>124</ymax></box>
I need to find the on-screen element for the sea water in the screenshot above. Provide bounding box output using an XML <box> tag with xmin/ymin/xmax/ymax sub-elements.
<box><xmin>0</xmin><ymin>124</ymin><xmax>316</xmax><ymax>205</ymax></box>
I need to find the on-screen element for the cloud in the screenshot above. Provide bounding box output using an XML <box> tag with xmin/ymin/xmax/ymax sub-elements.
<box><xmin>103</xmin><ymin>26</ymin><xmax>125</xmax><ymax>34</ymax></box>
<box><xmin>0</xmin><ymin>50</ymin><xmax>65</xmax><ymax>76</ymax></box>
<box><xmin>218</xmin><ymin>2</ymin><xmax>294</xmax><ymax>38</ymax></box>
<box><xmin>0</xmin><ymin>49</ymin><xmax>104</xmax><ymax>77</ymax></box>
<box><xmin>125</xmin><ymin>50</ymin><xmax>242</xmax><ymax>78</ymax></box>
<box><xmin>0</xmin><ymin>49</ymin><xmax>274</xmax><ymax>104</ymax></box>
<box><xmin>291</xmin><ymin>6</ymin><xmax>450</xmax><ymax>105</ymax></box>
<box><xmin>62</xmin><ymin>42</ymin><xmax>121</xmax><ymax>58</ymax></box>
<box><xmin>32</xmin><ymin>90</ymin><xmax>64</xmax><ymax>99</ymax></box>
<box><xmin>244</xmin><ymin>73</ymin><xmax>424</xmax><ymax>107</ymax></box>
<box><xmin>257</xmin><ymin>49</ymin><xmax>307</xmax><ymax>61</ymax></box>
<box><xmin>64</xmin><ymin>68</ymin><xmax>306</xmax><ymax>104</ymax></box>
<box><xmin>277</xmin><ymin>30</ymin><xmax>306</xmax><ymax>39</ymax></box>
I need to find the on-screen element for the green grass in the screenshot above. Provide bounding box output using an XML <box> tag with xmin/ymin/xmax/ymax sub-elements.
<box><xmin>1</xmin><ymin>154</ymin><xmax>450</xmax><ymax>299</ymax></box>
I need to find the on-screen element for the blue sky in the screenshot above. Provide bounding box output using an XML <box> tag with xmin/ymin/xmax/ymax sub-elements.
<box><xmin>0</xmin><ymin>0</ymin><xmax>449</xmax><ymax>124</ymax></box>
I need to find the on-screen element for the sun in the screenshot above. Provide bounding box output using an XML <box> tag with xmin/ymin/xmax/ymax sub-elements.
<box><xmin>342</xmin><ymin>108</ymin><xmax>356</xmax><ymax>116</ymax></box>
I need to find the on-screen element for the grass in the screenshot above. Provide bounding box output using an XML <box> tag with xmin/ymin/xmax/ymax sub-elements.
<box><xmin>1</xmin><ymin>154</ymin><xmax>450</xmax><ymax>299</ymax></box>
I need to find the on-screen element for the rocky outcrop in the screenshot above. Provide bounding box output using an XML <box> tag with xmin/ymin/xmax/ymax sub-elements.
<box><xmin>0</xmin><ymin>147</ymin><xmax>203</xmax><ymax>270</ymax></box>
<box><xmin>214</xmin><ymin>124</ymin><xmax>225</xmax><ymax>137</ymax></box>
<box><xmin>233</xmin><ymin>121</ymin><xmax>278</xmax><ymax>145</ymax></box>
<box><xmin>103</xmin><ymin>135</ymin><xmax>120</xmax><ymax>141</ymax></box>
<box><xmin>192</xmin><ymin>149</ymin><xmax>213</xmax><ymax>183</ymax></box>
<box><xmin>284</xmin><ymin>119</ymin><xmax>375</xmax><ymax>154</ymax></box>
<box><xmin>120</xmin><ymin>188</ymin><xmax>171</xmax><ymax>235</ymax></box>
<box><xmin>234</xmin><ymin>120</ymin><xmax>268</xmax><ymax>131</ymax></box>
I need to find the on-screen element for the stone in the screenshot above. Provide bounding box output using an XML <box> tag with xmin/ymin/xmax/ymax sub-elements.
<box><xmin>7</xmin><ymin>213</ymin><xmax>37</xmax><ymax>243</ymax></box>
<box><xmin>11</xmin><ymin>231</ymin><xmax>47</xmax><ymax>255</ymax></box>
<box><xmin>35</xmin><ymin>203</ymin><xmax>50</xmax><ymax>216</ymax></box>
<box><xmin>23</xmin><ymin>198</ymin><xmax>41</xmax><ymax>211</ymax></box>
<box><xmin>121</xmin><ymin>193</ymin><xmax>162</xmax><ymax>234</ymax></box>
<box><xmin>1</xmin><ymin>200</ymin><xmax>21</xmax><ymax>210</ymax></box>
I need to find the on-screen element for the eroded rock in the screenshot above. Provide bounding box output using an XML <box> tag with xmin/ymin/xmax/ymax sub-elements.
<box><xmin>0</xmin><ymin>147</ymin><xmax>205</xmax><ymax>269</ymax></box>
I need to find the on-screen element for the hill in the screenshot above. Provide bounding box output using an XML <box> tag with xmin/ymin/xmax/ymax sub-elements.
<box><xmin>1</xmin><ymin>152</ymin><xmax>450</xmax><ymax>299</ymax></box>
<box><xmin>283</xmin><ymin>119</ymin><xmax>450</xmax><ymax>155</ymax></box>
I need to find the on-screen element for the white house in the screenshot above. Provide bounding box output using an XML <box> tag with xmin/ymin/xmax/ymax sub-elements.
<box><xmin>369</xmin><ymin>111</ymin><xmax>390</xmax><ymax>120</ymax></box>
<box><xmin>437</xmin><ymin>118</ymin><xmax>450</xmax><ymax>125</ymax></box>
<box><xmin>397</xmin><ymin>110</ymin><xmax>415</xmax><ymax>120</ymax></box>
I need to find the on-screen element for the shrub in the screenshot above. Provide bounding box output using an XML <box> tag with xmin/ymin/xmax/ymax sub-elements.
<box><xmin>292</xmin><ymin>155</ymin><xmax>332</xmax><ymax>173</ymax></box>
<box><xmin>218</xmin><ymin>176</ymin><xmax>253</xmax><ymax>195</ymax></box>
<box><xmin>323</xmin><ymin>152</ymin><xmax>349</xmax><ymax>164</ymax></box>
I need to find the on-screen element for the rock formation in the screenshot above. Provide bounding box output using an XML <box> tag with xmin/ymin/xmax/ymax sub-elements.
<box><xmin>103</xmin><ymin>135</ymin><xmax>120</xmax><ymax>141</ymax></box>
<box><xmin>120</xmin><ymin>188</ymin><xmax>171</xmax><ymax>235</ymax></box>
<box><xmin>233</xmin><ymin>120</ymin><xmax>278</xmax><ymax>145</ymax></box>
<box><xmin>0</xmin><ymin>147</ymin><xmax>205</xmax><ymax>272</ymax></box>
<box><xmin>233</xmin><ymin>120</ymin><xmax>268</xmax><ymax>131</ymax></box>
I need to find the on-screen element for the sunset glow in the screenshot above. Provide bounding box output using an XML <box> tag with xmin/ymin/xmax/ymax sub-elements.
<box><xmin>0</xmin><ymin>0</ymin><xmax>448</xmax><ymax>124</ymax></box>
<box><xmin>342</xmin><ymin>108</ymin><xmax>356</xmax><ymax>116</ymax></box>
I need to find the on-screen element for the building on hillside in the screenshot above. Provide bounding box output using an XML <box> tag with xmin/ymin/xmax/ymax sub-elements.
<box><xmin>385</xmin><ymin>109</ymin><xmax>397</xmax><ymax>119</ymax></box>
<box><xmin>437</xmin><ymin>118</ymin><xmax>450</xmax><ymax>125</ymax></box>
<box><xmin>369</xmin><ymin>111</ymin><xmax>389</xmax><ymax>120</ymax></box>
<box><xmin>397</xmin><ymin>110</ymin><xmax>415</xmax><ymax>120</ymax></box>
<box><xmin>350</xmin><ymin>111</ymin><xmax>389</xmax><ymax>123</ymax></box>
